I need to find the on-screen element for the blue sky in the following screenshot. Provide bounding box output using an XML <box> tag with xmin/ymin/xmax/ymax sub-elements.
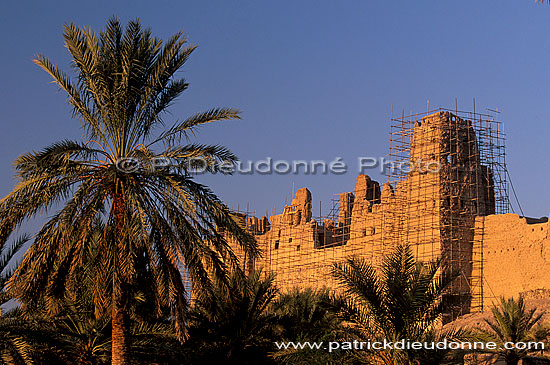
<box><xmin>1</xmin><ymin>0</ymin><xmax>549</xmax><ymax>229</ymax></box>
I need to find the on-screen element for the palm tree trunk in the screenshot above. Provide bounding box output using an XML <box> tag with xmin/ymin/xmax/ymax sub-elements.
<box><xmin>112</xmin><ymin>282</ymin><xmax>130</xmax><ymax>365</ymax></box>
<box><xmin>112</xmin><ymin>190</ymin><xmax>130</xmax><ymax>364</ymax></box>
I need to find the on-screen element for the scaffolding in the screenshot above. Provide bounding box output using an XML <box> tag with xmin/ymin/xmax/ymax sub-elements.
<box><xmin>387</xmin><ymin>107</ymin><xmax>509</xmax><ymax>315</ymax></box>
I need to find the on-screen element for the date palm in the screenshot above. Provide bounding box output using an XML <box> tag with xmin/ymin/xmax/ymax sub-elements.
<box><xmin>271</xmin><ymin>288</ymin><xmax>355</xmax><ymax>364</ymax></box>
<box><xmin>332</xmin><ymin>244</ymin><xmax>469</xmax><ymax>364</ymax></box>
<box><xmin>476</xmin><ymin>296</ymin><xmax>546</xmax><ymax>365</ymax></box>
<box><xmin>187</xmin><ymin>269</ymin><xmax>279</xmax><ymax>364</ymax></box>
<box><xmin>0</xmin><ymin>17</ymin><xmax>258</xmax><ymax>364</ymax></box>
<box><xmin>14</xmin><ymin>219</ymin><xmax>189</xmax><ymax>364</ymax></box>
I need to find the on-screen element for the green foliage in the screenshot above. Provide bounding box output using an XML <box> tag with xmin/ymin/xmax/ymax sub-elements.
<box><xmin>0</xmin><ymin>235</ymin><xmax>28</xmax><ymax>309</ymax></box>
<box><xmin>0</xmin><ymin>235</ymin><xmax>33</xmax><ymax>364</ymax></box>
<box><xmin>186</xmin><ymin>270</ymin><xmax>279</xmax><ymax>364</ymax></box>
<box><xmin>331</xmin><ymin>244</ymin><xmax>470</xmax><ymax>364</ymax></box>
<box><xmin>475</xmin><ymin>296</ymin><xmax>548</xmax><ymax>365</ymax></box>
<box><xmin>270</xmin><ymin>288</ymin><xmax>356</xmax><ymax>364</ymax></box>
<box><xmin>0</xmin><ymin>220</ymin><xmax>189</xmax><ymax>364</ymax></box>
<box><xmin>272</xmin><ymin>288</ymin><xmax>339</xmax><ymax>340</ymax></box>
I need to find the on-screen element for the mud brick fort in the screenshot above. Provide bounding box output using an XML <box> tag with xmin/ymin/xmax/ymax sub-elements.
<box><xmin>229</xmin><ymin>108</ymin><xmax>550</xmax><ymax>317</ymax></box>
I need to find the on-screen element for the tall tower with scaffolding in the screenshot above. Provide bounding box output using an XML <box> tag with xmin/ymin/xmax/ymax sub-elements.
<box><xmin>387</xmin><ymin>108</ymin><xmax>508</xmax><ymax>315</ymax></box>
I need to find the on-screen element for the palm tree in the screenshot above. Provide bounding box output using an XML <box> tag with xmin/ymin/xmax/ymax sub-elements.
<box><xmin>25</xmin><ymin>298</ymin><xmax>111</xmax><ymax>365</ymax></box>
<box><xmin>270</xmin><ymin>288</ymin><xmax>355</xmax><ymax>364</ymax></box>
<box><xmin>19</xmin><ymin>285</ymin><xmax>186</xmax><ymax>364</ymax></box>
<box><xmin>331</xmin><ymin>244</ymin><xmax>469</xmax><ymax>364</ymax></box>
<box><xmin>0</xmin><ymin>17</ymin><xmax>258</xmax><ymax>364</ymax></box>
<box><xmin>14</xmin><ymin>218</ymin><xmax>189</xmax><ymax>364</ymax></box>
<box><xmin>187</xmin><ymin>269</ymin><xmax>279</xmax><ymax>364</ymax></box>
<box><xmin>475</xmin><ymin>296</ymin><xmax>547</xmax><ymax>365</ymax></box>
<box><xmin>272</xmin><ymin>288</ymin><xmax>341</xmax><ymax>341</ymax></box>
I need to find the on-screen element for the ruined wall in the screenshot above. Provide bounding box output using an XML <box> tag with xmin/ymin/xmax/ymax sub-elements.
<box><xmin>230</xmin><ymin>174</ymin><xmax>425</xmax><ymax>293</ymax></box>
<box><xmin>237</xmin><ymin>180</ymin><xmax>391</xmax><ymax>291</ymax></box>
<box><xmin>473</xmin><ymin>214</ymin><xmax>550</xmax><ymax>309</ymax></box>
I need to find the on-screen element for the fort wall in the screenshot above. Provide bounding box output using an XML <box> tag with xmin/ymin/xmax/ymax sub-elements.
<box><xmin>474</xmin><ymin>214</ymin><xmax>550</xmax><ymax>309</ymax></box>
<box><xmin>228</xmin><ymin>110</ymin><xmax>550</xmax><ymax>315</ymax></box>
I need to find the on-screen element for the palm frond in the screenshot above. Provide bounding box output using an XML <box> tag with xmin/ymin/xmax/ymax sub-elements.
<box><xmin>151</xmin><ymin>108</ymin><xmax>241</xmax><ymax>147</ymax></box>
